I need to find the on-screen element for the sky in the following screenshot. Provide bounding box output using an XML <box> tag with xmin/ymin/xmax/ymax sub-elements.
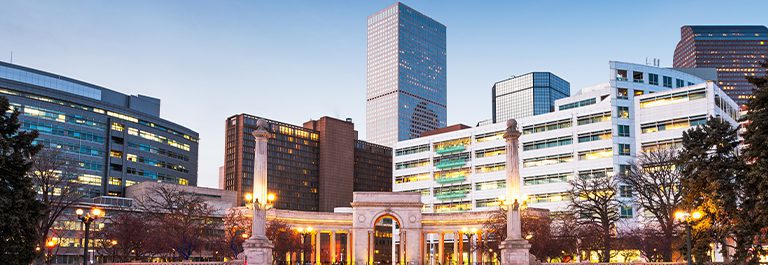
<box><xmin>1</xmin><ymin>0</ymin><xmax>766</xmax><ymax>188</ymax></box>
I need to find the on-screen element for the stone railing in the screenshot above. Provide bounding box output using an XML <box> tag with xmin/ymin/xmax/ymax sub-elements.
<box><xmin>101</xmin><ymin>261</ymin><xmax>243</xmax><ymax>265</ymax></box>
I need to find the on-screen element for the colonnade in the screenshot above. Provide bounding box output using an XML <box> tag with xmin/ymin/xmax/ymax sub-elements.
<box><xmin>285</xmin><ymin>228</ymin><xmax>498</xmax><ymax>265</ymax></box>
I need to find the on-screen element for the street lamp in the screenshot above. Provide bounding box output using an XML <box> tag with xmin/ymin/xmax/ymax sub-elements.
<box><xmin>76</xmin><ymin>207</ymin><xmax>104</xmax><ymax>265</ymax></box>
<box><xmin>45</xmin><ymin>239</ymin><xmax>57</xmax><ymax>265</ymax></box>
<box><xmin>675</xmin><ymin>210</ymin><xmax>704</xmax><ymax>265</ymax></box>
<box><xmin>296</xmin><ymin>227</ymin><xmax>313</xmax><ymax>265</ymax></box>
<box><xmin>461</xmin><ymin>227</ymin><xmax>478</xmax><ymax>265</ymax></box>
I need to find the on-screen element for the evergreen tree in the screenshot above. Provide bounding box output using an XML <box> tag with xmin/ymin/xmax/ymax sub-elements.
<box><xmin>679</xmin><ymin>117</ymin><xmax>745</xmax><ymax>264</ymax></box>
<box><xmin>0</xmin><ymin>96</ymin><xmax>44</xmax><ymax>264</ymax></box>
<box><xmin>740</xmin><ymin>61</ymin><xmax>768</xmax><ymax>263</ymax></box>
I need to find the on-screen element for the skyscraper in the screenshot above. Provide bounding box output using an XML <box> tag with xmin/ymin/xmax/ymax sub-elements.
<box><xmin>224</xmin><ymin>114</ymin><xmax>392</xmax><ymax>211</ymax></box>
<box><xmin>673</xmin><ymin>25</ymin><xmax>768</xmax><ymax>106</ymax></box>
<box><xmin>366</xmin><ymin>2</ymin><xmax>447</xmax><ymax>147</ymax></box>
<box><xmin>492</xmin><ymin>72</ymin><xmax>570</xmax><ymax>123</ymax></box>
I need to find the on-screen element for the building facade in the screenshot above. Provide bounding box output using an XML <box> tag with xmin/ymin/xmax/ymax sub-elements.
<box><xmin>393</xmin><ymin>61</ymin><xmax>740</xmax><ymax>219</ymax></box>
<box><xmin>673</xmin><ymin>25</ymin><xmax>768</xmax><ymax>106</ymax></box>
<box><xmin>492</xmin><ymin>72</ymin><xmax>570</xmax><ymax>122</ymax></box>
<box><xmin>0</xmin><ymin>62</ymin><xmax>198</xmax><ymax>197</ymax></box>
<box><xmin>366</xmin><ymin>2</ymin><xmax>447</xmax><ymax>147</ymax></box>
<box><xmin>224</xmin><ymin>115</ymin><xmax>392</xmax><ymax>211</ymax></box>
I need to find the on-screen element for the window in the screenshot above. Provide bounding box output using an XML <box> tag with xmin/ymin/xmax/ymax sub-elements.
<box><xmin>110</xmin><ymin>163</ymin><xmax>123</xmax><ymax>172</ymax></box>
<box><xmin>111</xmin><ymin>122</ymin><xmax>124</xmax><ymax>132</ymax></box>
<box><xmin>676</xmin><ymin>79</ymin><xmax>685</xmax><ymax>88</ymax></box>
<box><xmin>578</xmin><ymin>168</ymin><xmax>613</xmax><ymax>179</ymax></box>
<box><xmin>618</xmin><ymin>125</ymin><xmax>630</xmax><ymax>137</ymax></box>
<box><xmin>617</xmin><ymin>106</ymin><xmax>629</xmax><ymax>119</ymax></box>
<box><xmin>634</xmin><ymin>90</ymin><xmax>644</xmax><ymax>96</ymax></box>
<box><xmin>616</xmin><ymin>70</ymin><xmax>628</xmax><ymax>81</ymax></box>
<box><xmin>528</xmin><ymin>192</ymin><xmax>569</xmax><ymax>204</ymax></box>
<box><xmin>577</xmin><ymin>112</ymin><xmax>611</xmax><ymax>125</ymax></box>
<box><xmin>662</xmin><ymin>76</ymin><xmax>673</xmax><ymax>88</ymax></box>
<box><xmin>476</xmin><ymin>180</ymin><xmax>506</xmax><ymax>191</ymax></box>
<box><xmin>620</xmin><ymin>186</ymin><xmax>633</xmax><ymax>198</ymax></box>
<box><xmin>395</xmin><ymin>173</ymin><xmax>431</xmax><ymax>184</ymax></box>
<box><xmin>475</xmin><ymin>162</ymin><xmax>505</xmax><ymax>173</ymax></box>
<box><xmin>109</xmin><ymin>177</ymin><xmax>121</xmax><ymax>186</ymax></box>
<box><xmin>619</xmin><ymin>165</ymin><xmax>631</xmax><ymax>176</ymax></box>
<box><xmin>618</xmin><ymin>144</ymin><xmax>631</xmax><ymax>156</ymax></box>
<box><xmin>475</xmin><ymin>146</ymin><xmax>505</xmax><ymax>158</ymax></box>
<box><xmin>109</xmin><ymin>150</ymin><xmax>122</xmax><ymax>159</ymax></box>
<box><xmin>640</xmin><ymin>115</ymin><xmax>707</xmax><ymax>133</ymax></box>
<box><xmin>633</xmin><ymin>71</ymin><xmax>644</xmax><ymax>83</ymax></box>
<box><xmin>642</xmin><ymin>138</ymin><xmax>683</xmax><ymax>152</ymax></box>
<box><xmin>523</xmin><ymin>153</ymin><xmax>573</xmax><ymax>168</ymax></box>
<box><xmin>578</xmin><ymin>148</ymin><xmax>613</xmax><ymax>160</ymax></box>
<box><xmin>648</xmin><ymin>73</ymin><xmax>659</xmax><ymax>85</ymax></box>
<box><xmin>395</xmin><ymin>158</ymin><xmax>430</xmax><ymax>170</ymax></box>
<box><xmin>617</xmin><ymin>88</ymin><xmax>629</xmax><ymax>99</ymax></box>
<box><xmin>578</xmin><ymin>130</ymin><xmax>611</xmax><ymax>143</ymax></box>
<box><xmin>476</xmin><ymin>198</ymin><xmax>501</xmax><ymax>208</ymax></box>
<box><xmin>395</xmin><ymin>144</ymin><xmax>430</xmax><ymax>156</ymax></box>
<box><xmin>559</xmin><ymin>98</ymin><xmax>596</xmax><ymax>111</ymax></box>
<box><xmin>475</xmin><ymin>131</ymin><xmax>504</xmax><ymax>142</ymax></box>
<box><xmin>522</xmin><ymin>119</ymin><xmax>571</xmax><ymax>134</ymax></box>
<box><xmin>621</xmin><ymin>206</ymin><xmax>634</xmax><ymax>218</ymax></box>
<box><xmin>523</xmin><ymin>136</ymin><xmax>572</xmax><ymax>151</ymax></box>
<box><xmin>524</xmin><ymin>172</ymin><xmax>570</xmax><ymax>186</ymax></box>
<box><xmin>639</xmin><ymin>89</ymin><xmax>706</xmax><ymax>108</ymax></box>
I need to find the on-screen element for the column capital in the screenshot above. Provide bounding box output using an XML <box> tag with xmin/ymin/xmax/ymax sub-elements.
<box><xmin>503</xmin><ymin>119</ymin><xmax>521</xmax><ymax>140</ymax></box>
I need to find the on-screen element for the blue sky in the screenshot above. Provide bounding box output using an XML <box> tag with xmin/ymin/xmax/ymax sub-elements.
<box><xmin>1</xmin><ymin>0</ymin><xmax>766</xmax><ymax>188</ymax></box>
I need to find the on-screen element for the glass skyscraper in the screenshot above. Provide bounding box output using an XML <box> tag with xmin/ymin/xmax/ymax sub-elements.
<box><xmin>366</xmin><ymin>3</ymin><xmax>447</xmax><ymax>147</ymax></box>
<box><xmin>673</xmin><ymin>25</ymin><xmax>768</xmax><ymax>106</ymax></box>
<box><xmin>0</xmin><ymin>62</ymin><xmax>199</xmax><ymax>197</ymax></box>
<box><xmin>492</xmin><ymin>72</ymin><xmax>570</xmax><ymax>123</ymax></box>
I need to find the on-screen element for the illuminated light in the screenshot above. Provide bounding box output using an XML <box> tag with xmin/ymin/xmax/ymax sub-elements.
<box><xmin>674</xmin><ymin>211</ymin><xmax>686</xmax><ymax>221</ymax></box>
<box><xmin>242</xmin><ymin>233</ymin><xmax>249</xmax><ymax>239</ymax></box>
<box><xmin>91</xmin><ymin>208</ymin><xmax>103</xmax><ymax>217</ymax></box>
<box><xmin>46</xmin><ymin>240</ymin><xmax>56</xmax><ymax>248</ymax></box>
<box><xmin>111</xmin><ymin>240</ymin><xmax>118</xmax><ymax>246</ymax></box>
<box><xmin>267</xmin><ymin>193</ymin><xmax>276</xmax><ymax>202</ymax></box>
<box><xmin>692</xmin><ymin>211</ymin><xmax>703</xmax><ymax>220</ymax></box>
<box><xmin>244</xmin><ymin>193</ymin><xmax>253</xmax><ymax>202</ymax></box>
<box><xmin>307</xmin><ymin>227</ymin><xmax>313</xmax><ymax>232</ymax></box>
<box><xmin>75</xmin><ymin>209</ymin><xmax>84</xmax><ymax>216</ymax></box>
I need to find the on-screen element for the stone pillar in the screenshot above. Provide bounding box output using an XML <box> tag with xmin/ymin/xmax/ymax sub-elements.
<box><xmin>346</xmin><ymin>231</ymin><xmax>352</xmax><ymax>265</ymax></box>
<box><xmin>242</xmin><ymin>119</ymin><xmax>274</xmax><ymax>265</ymax></box>
<box><xmin>499</xmin><ymin>119</ymin><xmax>531</xmax><ymax>265</ymax></box>
<box><xmin>477</xmin><ymin>231</ymin><xmax>484</xmax><ymax>265</ymax></box>
<box><xmin>315</xmin><ymin>232</ymin><xmax>322</xmax><ymax>265</ymax></box>
<box><xmin>453</xmin><ymin>232</ymin><xmax>459</xmax><ymax>265</ymax></box>
<box><xmin>438</xmin><ymin>233</ymin><xmax>445</xmax><ymax>265</ymax></box>
<box><xmin>331</xmin><ymin>231</ymin><xmax>337</xmax><ymax>264</ymax></box>
<box><xmin>311</xmin><ymin>232</ymin><xmax>317</xmax><ymax>264</ymax></box>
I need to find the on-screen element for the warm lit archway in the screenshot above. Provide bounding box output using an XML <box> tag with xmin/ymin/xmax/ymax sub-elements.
<box><xmin>372</xmin><ymin>214</ymin><xmax>401</xmax><ymax>265</ymax></box>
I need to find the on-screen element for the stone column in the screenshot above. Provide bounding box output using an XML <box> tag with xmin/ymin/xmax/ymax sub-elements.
<box><xmin>315</xmin><ymin>232</ymin><xmax>322</xmax><ymax>265</ymax></box>
<box><xmin>346</xmin><ymin>231</ymin><xmax>352</xmax><ymax>265</ymax></box>
<box><xmin>499</xmin><ymin>119</ymin><xmax>531</xmax><ymax>265</ymax></box>
<box><xmin>311</xmin><ymin>232</ymin><xmax>317</xmax><ymax>264</ymax></box>
<box><xmin>453</xmin><ymin>232</ymin><xmax>459</xmax><ymax>265</ymax></box>
<box><xmin>242</xmin><ymin>119</ymin><xmax>274</xmax><ymax>265</ymax></box>
<box><xmin>438</xmin><ymin>233</ymin><xmax>445</xmax><ymax>265</ymax></box>
<box><xmin>331</xmin><ymin>231</ymin><xmax>337</xmax><ymax>264</ymax></box>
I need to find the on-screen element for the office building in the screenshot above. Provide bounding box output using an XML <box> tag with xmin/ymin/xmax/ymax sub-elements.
<box><xmin>673</xmin><ymin>25</ymin><xmax>768</xmax><ymax>106</ymax></box>
<box><xmin>224</xmin><ymin>115</ymin><xmax>392</xmax><ymax>211</ymax></box>
<box><xmin>393</xmin><ymin>61</ymin><xmax>739</xmax><ymax>218</ymax></box>
<box><xmin>0</xmin><ymin>62</ymin><xmax>199</xmax><ymax>197</ymax></box>
<box><xmin>366</xmin><ymin>2</ymin><xmax>447</xmax><ymax>147</ymax></box>
<box><xmin>492</xmin><ymin>72</ymin><xmax>570</xmax><ymax>122</ymax></box>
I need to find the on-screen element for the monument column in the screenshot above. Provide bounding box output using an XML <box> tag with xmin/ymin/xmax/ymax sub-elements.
<box><xmin>499</xmin><ymin>119</ymin><xmax>531</xmax><ymax>265</ymax></box>
<box><xmin>438</xmin><ymin>232</ymin><xmax>445</xmax><ymax>265</ymax></box>
<box><xmin>242</xmin><ymin>119</ymin><xmax>274</xmax><ymax>265</ymax></box>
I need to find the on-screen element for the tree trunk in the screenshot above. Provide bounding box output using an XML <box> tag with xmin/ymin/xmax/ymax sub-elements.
<box><xmin>602</xmin><ymin>227</ymin><xmax>611</xmax><ymax>262</ymax></box>
<box><xmin>663</xmin><ymin>228</ymin><xmax>674</xmax><ymax>261</ymax></box>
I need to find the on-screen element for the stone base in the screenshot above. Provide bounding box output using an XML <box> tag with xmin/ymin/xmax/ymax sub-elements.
<box><xmin>499</xmin><ymin>239</ymin><xmax>531</xmax><ymax>265</ymax></box>
<box><xmin>242</xmin><ymin>237</ymin><xmax>274</xmax><ymax>265</ymax></box>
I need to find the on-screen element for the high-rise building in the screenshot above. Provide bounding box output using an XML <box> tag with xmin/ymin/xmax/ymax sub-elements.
<box><xmin>224</xmin><ymin>115</ymin><xmax>392</xmax><ymax>211</ymax></box>
<box><xmin>393</xmin><ymin>61</ymin><xmax>739</xmax><ymax>218</ymax></box>
<box><xmin>366</xmin><ymin>2</ymin><xmax>447</xmax><ymax>147</ymax></box>
<box><xmin>492</xmin><ymin>72</ymin><xmax>570</xmax><ymax>123</ymax></box>
<box><xmin>0</xmin><ymin>62</ymin><xmax>199</xmax><ymax>197</ymax></box>
<box><xmin>673</xmin><ymin>25</ymin><xmax>768</xmax><ymax>106</ymax></box>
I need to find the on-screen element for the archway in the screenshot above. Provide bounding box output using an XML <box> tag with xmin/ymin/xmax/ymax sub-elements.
<box><xmin>373</xmin><ymin>214</ymin><xmax>401</xmax><ymax>265</ymax></box>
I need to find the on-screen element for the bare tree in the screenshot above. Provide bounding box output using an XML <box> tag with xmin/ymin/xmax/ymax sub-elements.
<box><xmin>28</xmin><ymin>148</ymin><xmax>85</xmax><ymax>259</ymax></box>
<box><xmin>134</xmin><ymin>184</ymin><xmax>217</xmax><ymax>260</ymax></box>
<box><xmin>618</xmin><ymin>149</ymin><xmax>683</xmax><ymax>261</ymax></box>
<box><xmin>567</xmin><ymin>175</ymin><xmax>620</xmax><ymax>262</ymax></box>
<box><xmin>221</xmin><ymin>208</ymin><xmax>251</xmax><ymax>259</ymax></box>
<box><xmin>481</xmin><ymin>207</ymin><xmax>571</xmax><ymax>262</ymax></box>
<box><xmin>95</xmin><ymin>211</ymin><xmax>161</xmax><ymax>262</ymax></box>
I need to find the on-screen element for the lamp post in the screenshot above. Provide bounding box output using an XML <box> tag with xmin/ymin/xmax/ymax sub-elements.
<box><xmin>109</xmin><ymin>240</ymin><xmax>118</xmax><ymax>262</ymax></box>
<box><xmin>45</xmin><ymin>239</ymin><xmax>56</xmax><ymax>265</ymax></box>
<box><xmin>296</xmin><ymin>227</ymin><xmax>313</xmax><ymax>265</ymax></box>
<box><xmin>461</xmin><ymin>228</ymin><xmax>478</xmax><ymax>265</ymax></box>
<box><xmin>675</xmin><ymin>210</ymin><xmax>703</xmax><ymax>265</ymax></box>
<box><xmin>76</xmin><ymin>208</ymin><xmax>104</xmax><ymax>265</ymax></box>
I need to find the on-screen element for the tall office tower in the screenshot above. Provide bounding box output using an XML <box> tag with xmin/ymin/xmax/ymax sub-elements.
<box><xmin>0</xmin><ymin>62</ymin><xmax>199</xmax><ymax>197</ymax></box>
<box><xmin>224</xmin><ymin>115</ymin><xmax>392</xmax><ymax>211</ymax></box>
<box><xmin>674</xmin><ymin>25</ymin><xmax>768</xmax><ymax>106</ymax></box>
<box><xmin>366</xmin><ymin>2</ymin><xmax>447</xmax><ymax>147</ymax></box>
<box><xmin>492</xmin><ymin>72</ymin><xmax>570</xmax><ymax>123</ymax></box>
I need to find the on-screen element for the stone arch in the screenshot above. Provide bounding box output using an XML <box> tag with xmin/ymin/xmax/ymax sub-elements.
<box><xmin>369</xmin><ymin>210</ymin><xmax>404</xmax><ymax>229</ymax></box>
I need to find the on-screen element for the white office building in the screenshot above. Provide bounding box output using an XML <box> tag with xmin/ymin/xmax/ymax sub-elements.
<box><xmin>392</xmin><ymin>61</ymin><xmax>740</xmax><ymax>219</ymax></box>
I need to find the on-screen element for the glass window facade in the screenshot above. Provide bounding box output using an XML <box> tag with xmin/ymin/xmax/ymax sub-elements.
<box><xmin>674</xmin><ymin>25</ymin><xmax>768</xmax><ymax>106</ymax></box>
<box><xmin>366</xmin><ymin>3</ymin><xmax>447</xmax><ymax>147</ymax></box>
<box><xmin>492</xmin><ymin>72</ymin><xmax>570</xmax><ymax>122</ymax></box>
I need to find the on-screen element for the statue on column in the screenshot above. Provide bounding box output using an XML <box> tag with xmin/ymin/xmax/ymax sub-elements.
<box><xmin>242</xmin><ymin>118</ymin><xmax>276</xmax><ymax>265</ymax></box>
<box><xmin>499</xmin><ymin>119</ymin><xmax>532</xmax><ymax>265</ymax></box>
